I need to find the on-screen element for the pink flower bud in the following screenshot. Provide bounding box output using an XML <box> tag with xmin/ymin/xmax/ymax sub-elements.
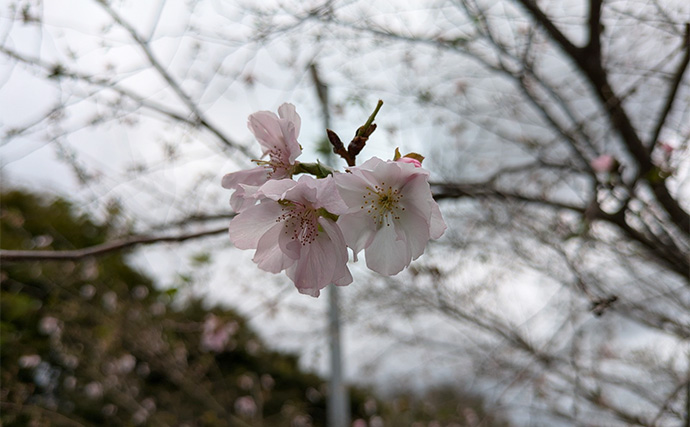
<box><xmin>395</xmin><ymin>157</ymin><xmax>422</xmax><ymax>168</ymax></box>
<box><xmin>591</xmin><ymin>154</ymin><xmax>615</xmax><ymax>173</ymax></box>
<box><xmin>660</xmin><ymin>142</ymin><xmax>673</xmax><ymax>154</ymax></box>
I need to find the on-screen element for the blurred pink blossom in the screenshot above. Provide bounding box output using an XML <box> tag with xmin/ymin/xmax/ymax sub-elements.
<box><xmin>200</xmin><ymin>314</ymin><xmax>238</xmax><ymax>353</ymax></box>
<box><xmin>660</xmin><ymin>142</ymin><xmax>674</xmax><ymax>154</ymax></box>
<box><xmin>590</xmin><ymin>154</ymin><xmax>615</xmax><ymax>173</ymax></box>
<box><xmin>234</xmin><ymin>396</ymin><xmax>257</xmax><ymax>417</ymax></box>
<box><xmin>38</xmin><ymin>316</ymin><xmax>61</xmax><ymax>336</ymax></box>
<box><xmin>19</xmin><ymin>354</ymin><xmax>41</xmax><ymax>368</ymax></box>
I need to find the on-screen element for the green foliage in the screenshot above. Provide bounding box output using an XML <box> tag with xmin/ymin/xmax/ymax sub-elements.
<box><xmin>372</xmin><ymin>385</ymin><xmax>512</xmax><ymax>426</ymax></box>
<box><xmin>1</xmin><ymin>189</ymin><xmax>509</xmax><ymax>426</ymax></box>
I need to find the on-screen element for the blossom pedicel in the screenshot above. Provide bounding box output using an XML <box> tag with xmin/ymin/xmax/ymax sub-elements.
<box><xmin>222</xmin><ymin>102</ymin><xmax>445</xmax><ymax>296</ymax></box>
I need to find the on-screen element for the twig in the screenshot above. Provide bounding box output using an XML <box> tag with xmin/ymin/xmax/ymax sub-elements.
<box><xmin>649</xmin><ymin>23</ymin><xmax>690</xmax><ymax>152</ymax></box>
<box><xmin>328</xmin><ymin>100</ymin><xmax>383</xmax><ymax>166</ymax></box>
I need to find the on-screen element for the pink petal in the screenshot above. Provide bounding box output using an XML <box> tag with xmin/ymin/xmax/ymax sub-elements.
<box><xmin>256</xmin><ymin>178</ymin><xmax>298</xmax><ymax>201</ymax></box>
<box><xmin>254</xmin><ymin>222</ymin><xmax>294</xmax><ymax>273</ymax></box>
<box><xmin>278</xmin><ymin>219</ymin><xmax>304</xmax><ymax>261</ymax></box>
<box><xmin>361</xmin><ymin>158</ymin><xmax>403</xmax><ymax>190</ymax></box>
<box><xmin>277</xmin><ymin>103</ymin><xmax>302</xmax><ymax>163</ymax></box>
<box><xmin>287</xmin><ymin>233</ymin><xmax>336</xmax><ymax>296</ymax></box>
<box><xmin>278</xmin><ymin>103</ymin><xmax>301</xmax><ymax>136</ymax></box>
<box><xmin>590</xmin><ymin>154</ymin><xmax>614</xmax><ymax>172</ymax></box>
<box><xmin>222</xmin><ymin>166</ymin><xmax>269</xmax><ymax>190</ymax></box>
<box><xmin>248</xmin><ymin>111</ymin><xmax>285</xmax><ymax>154</ymax></box>
<box><xmin>319</xmin><ymin>218</ymin><xmax>353</xmax><ymax>286</ymax></box>
<box><xmin>399</xmin><ymin>173</ymin><xmax>435</xmax><ymax>214</ymax></box>
<box><xmin>396</xmin><ymin>157</ymin><xmax>422</xmax><ymax>168</ymax></box>
<box><xmin>394</xmin><ymin>208</ymin><xmax>430</xmax><ymax>260</ymax></box>
<box><xmin>282</xmin><ymin>177</ymin><xmax>319</xmax><ymax>204</ymax></box>
<box><xmin>228</xmin><ymin>201</ymin><xmax>283</xmax><ymax>249</ymax></box>
<box><xmin>312</xmin><ymin>176</ymin><xmax>348</xmax><ymax>214</ymax></box>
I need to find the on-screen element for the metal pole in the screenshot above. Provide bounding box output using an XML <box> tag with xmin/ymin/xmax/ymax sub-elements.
<box><xmin>328</xmin><ymin>285</ymin><xmax>349</xmax><ymax>427</ymax></box>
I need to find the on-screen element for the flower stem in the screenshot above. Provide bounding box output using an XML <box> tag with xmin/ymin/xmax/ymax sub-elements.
<box><xmin>358</xmin><ymin>100</ymin><xmax>384</xmax><ymax>138</ymax></box>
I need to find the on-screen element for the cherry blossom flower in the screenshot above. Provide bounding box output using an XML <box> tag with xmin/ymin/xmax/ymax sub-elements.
<box><xmin>228</xmin><ymin>175</ymin><xmax>352</xmax><ymax>297</ymax></box>
<box><xmin>222</xmin><ymin>103</ymin><xmax>302</xmax><ymax>211</ymax></box>
<box><xmin>334</xmin><ymin>157</ymin><xmax>446</xmax><ymax>276</ymax></box>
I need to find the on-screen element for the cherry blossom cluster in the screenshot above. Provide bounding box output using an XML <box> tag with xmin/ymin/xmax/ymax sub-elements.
<box><xmin>222</xmin><ymin>103</ymin><xmax>446</xmax><ymax>297</ymax></box>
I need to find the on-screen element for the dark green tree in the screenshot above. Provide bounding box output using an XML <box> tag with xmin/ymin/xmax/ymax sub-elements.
<box><xmin>0</xmin><ymin>189</ymin><xmax>335</xmax><ymax>426</ymax></box>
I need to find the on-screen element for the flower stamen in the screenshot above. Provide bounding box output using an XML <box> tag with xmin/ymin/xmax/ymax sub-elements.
<box><xmin>361</xmin><ymin>184</ymin><xmax>404</xmax><ymax>227</ymax></box>
<box><xmin>277</xmin><ymin>202</ymin><xmax>319</xmax><ymax>246</ymax></box>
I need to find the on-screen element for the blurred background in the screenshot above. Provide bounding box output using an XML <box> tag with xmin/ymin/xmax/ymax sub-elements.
<box><xmin>1</xmin><ymin>0</ymin><xmax>688</xmax><ymax>425</ymax></box>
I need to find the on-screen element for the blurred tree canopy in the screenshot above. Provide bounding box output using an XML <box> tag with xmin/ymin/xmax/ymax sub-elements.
<box><xmin>1</xmin><ymin>189</ymin><xmax>332</xmax><ymax>425</ymax></box>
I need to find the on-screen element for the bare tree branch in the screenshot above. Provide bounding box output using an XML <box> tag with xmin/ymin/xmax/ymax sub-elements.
<box><xmin>586</xmin><ymin>0</ymin><xmax>603</xmax><ymax>59</ymax></box>
<box><xmin>516</xmin><ymin>0</ymin><xmax>690</xmax><ymax>234</ymax></box>
<box><xmin>0</xmin><ymin>226</ymin><xmax>228</xmax><ymax>262</ymax></box>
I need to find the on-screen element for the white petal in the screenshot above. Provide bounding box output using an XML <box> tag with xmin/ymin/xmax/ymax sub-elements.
<box><xmin>333</xmin><ymin>172</ymin><xmax>370</xmax><ymax>208</ymax></box>
<box><xmin>337</xmin><ymin>211</ymin><xmax>377</xmax><ymax>255</ymax></box>
<box><xmin>365</xmin><ymin>221</ymin><xmax>411</xmax><ymax>276</ymax></box>
<box><xmin>429</xmin><ymin>201</ymin><xmax>446</xmax><ymax>239</ymax></box>
<box><xmin>395</xmin><ymin>209</ymin><xmax>431</xmax><ymax>260</ymax></box>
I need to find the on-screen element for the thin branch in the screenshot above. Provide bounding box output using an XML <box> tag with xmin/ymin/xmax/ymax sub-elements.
<box><xmin>0</xmin><ymin>226</ymin><xmax>228</xmax><ymax>262</ymax></box>
<box><xmin>651</xmin><ymin>378</ymin><xmax>690</xmax><ymax>426</ymax></box>
<box><xmin>649</xmin><ymin>23</ymin><xmax>690</xmax><ymax>151</ymax></box>
<box><xmin>96</xmin><ymin>1</ymin><xmax>252</xmax><ymax>158</ymax></box>
<box><xmin>0</xmin><ymin>46</ymin><xmax>215</xmax><ymax>145</ymax></box>
<box><xmin>514</xmin><ymin>0</ymin><xmax>583</xmax><ymax>60</ymax></box>
<box><xmin>431</xmin><ymin>182</ymin><xmax>586</xmax><ymax>214</ymax></box>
